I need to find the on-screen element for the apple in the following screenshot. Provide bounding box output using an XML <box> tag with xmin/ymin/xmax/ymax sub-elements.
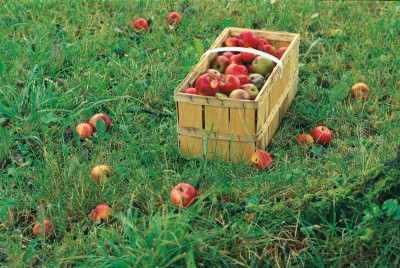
<box><xmin>204</xmin><ymin>69</ymin><xmax>222</xmax><ymax>79</ymax></box>
<box><xmin>351</xmin><ymin>83</ymin><xmax>369</xmax><ymax>100</ymax></box>
<box><xmin>215</xmin><ymin>93</ymin><xmax>229</xmax><ymax>98</ymax></box>
<box><xmin>225</xmin><ymin>37</ymin><xmax>238</xmax><ymax>47</ymax></box>
<box><xmin>238</xmin><ymin>30</ymin><xmax>258</xmax><ymax>48</ymax></box>
<box><xmin>221</xmin><ymin>51</ymin><xmax>235</xmax><ymax>59</ymax></box>
<box><xmin>219</xmin><ymin>75</ymin><xmax>241</xmax><ymax>95</ymax></box>
<box><xmin>91</xmin><ymin>204</ymin><xmax>112</xmax><ymax>222</ymax></box>
<box><xmin>236</xmin><ymin>74</ymin><xmax>252</xmax><ymax>85</ymax></box>
<box><xmin>184</xmin><ymin>87</ymin><xmax>197</xmax><ymax>94</ymax></box>
<box><xmin>246</xmin><ymin>64</ymin><xmax>255</xmax><ymax>73</ymax></box>
<box><xmin>195</xmin><ymin>73</ymin><xmax>219</xmax><ymax>96</ymax></box>
<box><xmin>256</xmin><ymin>38</ymin><xmax>272</xmax><ymax>50</ymax></box>
<box><xmin>240</xmin><ymin>84</ymin><xmax>259</xmax><ymax>100</ymax></box>
<box><xmin>296</xmin><ymin>134</ymin><xmax>314</xmax><ymax>147</ymax></box>
<box><xmin>251</xmin><ymin>150</ymin><xmax>273</xmax><ymax>170</ymax></box>
<box><xmin>89</xmin><ymin>113</ymin><xmax>112</xmax><ymax>132</ymax></box>
<box><xmin>132</xmin><ymin>18</ymin><xmax>149</xmax><ymax>31</ymax></box>
<box><xmin>252</xmin><ymin>77</ymin><xmax>266</xmax><ymax>91</ymax></box>
<box><xmin>241</xmin><ymin>49</ymin><xmax>259</xmax><ymax>63</ymax></box>
<box><xmin>252</xmin><ymin>56</ymin><xmax>275</xmax><ymax>76</ymax></box>
<box><xmin>311</xmin><ymin>126</ymin><xmax>332</xmax><ymax>145</ymax></box>
<box><xmin>229</xmin><ymin>89</ymin><xmax>250</xmax><ymax>100</ymax></box>
<box><xmin>262</xmin><ymin>44</ymin><xmax>275</xmax><ymax>56</ymax></box>
<box><xmin>210</xmin><ymin>55</ymin><xmax>229</xmax><ymax>73</ymax></box>
<box><xmin>76</xmin><ymin>123</ymin><xmax>93</xmax><ymax>138</ymax></box>
<box><xmin>167</xmin><ymin>12</ymin><xmax>182</xmax><ymax>26</ymax></box>
<box><xmin>276</xmin><ymin>47</ymin><xmax>287</xmax><ymax>60</ymax></box>
<box><xmin>91</xmin><ymin>164</ymin><xmax>113</xmax><ymax>184</ymax></box>
<box><xmin>250</xmin><ymin>73</ymin><xmax>265</xmax><ymax>80</ymax></box>
<box><xmin>225</xmin><ymin>63</ymin><xmax>248</xmax><ymax>76</ymax></box>
<box><xmin>228</xmin><ymin>54</ymin><xmax>242</xmax><ymax>65</ymax></box>
<box><xmin>170</xmin><ymin>183</ymin><xmax>198</xmax><ymax>208</ymax></box>
<box><xmin>33</xmin><ymin>219</ymin><xmax>52</xmax><ymax>238</ymax></box>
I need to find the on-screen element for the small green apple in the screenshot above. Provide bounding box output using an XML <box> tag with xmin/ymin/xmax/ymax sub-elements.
<box><xmin>215</xmin><ymin>92</ymin><xmax>229</xmax><ymax>98</ymax></box>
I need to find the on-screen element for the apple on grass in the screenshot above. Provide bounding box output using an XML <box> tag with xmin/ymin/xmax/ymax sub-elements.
<box><xmin>132</xmin><ymin>18</ymin><xmax>149</xmax><ymax>31</ymax></box>
<box><xmin>205</xmin><ymin>69</ymin><xmax>222</xmax><ymax>79</ymax></box>
<box><xmin>296</xmin><ymin>134</ymin><xmax>314</xmax><ymax>147</ymax></box>
<box><xmin>276</xmin><ymin>47</ymin><xmax>287</xmax><ymax>60</ymax></box>
<box><xmin>225</xmin><ymin>37</ymin><xmax>238</xmax><ymax>47</ymax></box>
<box><xmin>238</xmin><ymin>30</ymin><xmax>258</xmax><ymax>48</ymax></box>
<box><xmin>219</xmin><ymin>75</ymin><xmax>241</xmax><ymax>95</ymax></box>
<box><xmin>91</xmin><ymin>164</ymin><xmax>113</xmax><ymax>184</ymax></box>
<box><xmin>311</xmin><ymin>126</ymin><xmax>332</xmax><ymax>145</ymax></box>
<box><xmin>89</xmin><ymin>113</ymin><xmax>112</xmax><ymax>132</ymax></box>
<box><xmin>33</xmin><ymin>219</ymin><xmax>52</xmax><ymax>238</ymax></box>
<box><xmin>240</xmin><ymin>84</ymin><xmax>259</xmax><ymax>100</ymax></box>
<box><xmin>225</xmin><ymin>63</ymin><xmax>248</xmax><ymax>76</ymax></box>
<box><xmin>229</xmin><ymin>89</ymin><xmax>250</xmax><ymax>100</ymax></box>
<box><xmin>195</xmin><ymin>73</ymin><xmax>219</xmax><ymax>96</ymax></box>
<box><xmin>91</xmin><ymin>204</ymin><xmax>112</xmax><ymax>223</ymax></box>
<box><xmin>76</xmin><ymin>123</ymin><xmax>93</xmax><ymax>138</ymax></box>
<box><xmin>210</xmin><ymin>55</ymin><xmax>229</xmax><ymax>73</ymax></box>
<box><xmin>252</xmin><ymin>56</ymin><xmax>275</xmax><ymax>76</ymax></box>
<box><xmin>228</xmin><ymin>54</ymin><xmax>242</xmax><ymax>65</ymax></box>
<box><xmin>171</xmin><ymin>183</ymin><xmax>198</xmax><ymax>208</ymax></box>
<box><xmin>167</xmin><ymin>12</ymin><xmax>182</xmax><ymax>26</ymax></box>
<box><xmin>351</xmin><ymin>83</ymin><xmax>369</xmax><ymax>100</ymax></box>
<box><xmin>251</xmin><ymin>150</ymin><xmax>273</xmax><ymax>170</ymax></box>
<box><xmin>184</xmin><ymin>87</ymin><xmax>197</xmax><ymax>94</ymax></box>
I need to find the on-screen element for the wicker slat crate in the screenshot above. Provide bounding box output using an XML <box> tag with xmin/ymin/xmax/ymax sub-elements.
<box><xmin>174</xmin><ymin>27</ymin><xmax>300</xmax><ymax>162</ymax></box>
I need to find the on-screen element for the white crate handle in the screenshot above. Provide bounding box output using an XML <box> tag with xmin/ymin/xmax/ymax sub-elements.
<box><xmin>201</xmin><ymin>47</ymin><xmax>283</xmax><ymax>78</ymax></box>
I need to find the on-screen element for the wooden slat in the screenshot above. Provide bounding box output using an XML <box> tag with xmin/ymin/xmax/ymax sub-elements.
<box><xmin>231</xmin><ymin>141</ymin><xmax>255</xmax><ymax>163</ymax></box>
<box><xmin>178</xmin><ymin>102</ymin><xmax>202</xmax><ymax>128</ymax></box>
<box><xmin>276</xmin><ymin>41</ymin><xmax>291</xmax><ymax>49</ymax></box>
<box><xmin>206</xmin><ymin>139</ymin><xmax>230</xmax><ymax>161</ymax></box>
<box><xmin>204</xmin><ymin>106</ymin><xmax>230</xmax><ymax>160</ymax></box>
<box><xmin>179</xmin><ymin>135</ymin><xmax>204</xmax><ymax>158</ymax></box>
<box><xmin>288</xmin><ymin>75</ymin><xmax>298</xmax><ymax>105</ymax></box>
<box><xmin>230</xmin><ymin>108</ymin><xmax>256</xmax><ymax>135</ymax></box>
<box><xmin>177</xmin><ymin>125</ymin><xmax>258</xmax><ymax>142</ymax></box>
<box><xmin>256</xmin><ymin>90</ymin><xmax>269</xmax><ymax>133</ymax></box>
<box><xmin>174</xmin><ymin>93</ymin><xmax>258</xmax><ymax>109</ymax></box>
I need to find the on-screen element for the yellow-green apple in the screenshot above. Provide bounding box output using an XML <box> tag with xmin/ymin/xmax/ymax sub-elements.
<box><xmin>132</xmin><ymin>18</ymin><xmax>149</xmax><ymax>31</ymax></box>
<box><xmin>219</xmin><ymin>75</ymin><xmax>241</xmax><ymax>95</ymax></box>
<box><xmin>251</xmin><ymin>150</ymin><xmax>273</xmax><ymax>170</ymax></box>
<box><xmin>184</xmin><ymin>87</ymin><xmax>197</xmax><ymax>94</ymax></box>
<box><xmin>252</xmin><ymin>56</ymin><xmax>275</xmax><ymax>76</ymax></box>
<box><xmin>225</xmin><ymin>37</ymin><xmax>238</xmax><ymax>47</ymax></box>
<box><xmin>250</xmin><ymin>73</ymin><xmax>264</xmax><ymax>80</ymax></box>
<box><xmin>240</xmin><ymin>84</ymin><xmax>259</xmax><ymax>100</ymax></box>
<box><xmin>241</xmin><ymin>48</ymin><xmax>259</xmax><ymax>63</ymax></box>
<box><xmin>205</xmin><ymin>69</ymin><xmax>222</xmax><ymax>79</ymax></box>
<box><xmin>228</xmin><ymin>54</ymin><xmax>242</xmax><ymax>65</ymax></box>
<box><xmin>256</xmin><ymin>38</ymin><xmax>272</xmax><ymax>50</ymax></box>
<box><xmin>236</xmin><ymin>74</ymin><xmax>252</xmax><ymax>85</ymax></box>
<box><xmin>170</xmin><ymin>183</ymin><xmax>198</xmax><ymax>208</ymax></box>
<box><xmin>195</xmin><ymin>73</ymin><xmax>219</xmax><ymax>96</ymax></box>
<box><xmin>262</xmin><ymin>44</ymin><xmax>275</xmax><ymax>56</ymax></box>
<box><xmin>76</xmin><ymin>123</ymin><xmax>93</xmax><ymax>138</ymax></box>
<box><xmin>296</xmin><ymin>134</ymin><xmax>314</xmax><ymax>147</ymax></box>
<box><xmin>225</xmin><ymin>63</ymin><xmax>248</xmax><ymax>76</ymax></box>
<box><xmin>167</xmin><ymin>12</ymin><xmax>182</xmax><ymax>26</ymax></box>
<box><xmin>351</xmin><ymin>83</ymin><xmax>369</xmax><ymax>100</ymax></box>
<box><xmin>91</xmin><ymin>164</ymin><xmax>113</xmax><ymax>184</ymax></box>
<box><xmin>229</xmin><ymin>89</ymin><xmax>250</xmax><ymax>100</ymax></box>
<box><xmin>276</xmin><ymin>47</ymin><xmax>287</xmax><ymax>60</ymax></box>
<box><xmin>215</xmin><ymin>93</ymin><xmax>228</xmax><ymax>98</ymax></box>
<box><xmin>221</xmin><ymin>51</ymin><xmax>234</xmax><ymax>59</ymax></box>
<box><xmin>89</xmin><ymin>113</ymin><xmax>112</xmax><ymax>132</ymax></box>
<box><xmin>91</xmin><ymin>204</ymin><xmax>112</xmax><ymax>222</ymax></box>
<box><xmin>33</xmin><ymin>219</ymin><xmax>52</xmax><ymax>237</ymax></box>
<box><xmin>311</xmin><ymin>126</ymin><xmax>332</xmax><ymax>145</ymax></box>
<box><xmin>238</xmin><ymin>30</ymin><xmax>258</xmax><ymax>48</ymax></box>
<box><xmin>210</xmin><ymin>55</ymin><xmax>229</xmax><ymax>73</ymax></box>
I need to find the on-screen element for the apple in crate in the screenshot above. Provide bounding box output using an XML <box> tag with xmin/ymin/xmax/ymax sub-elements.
<box><xmin>171</xmin><ymin>183</ymin><xmax>198</xmax><ymax>208</ymax></box>
<box><xmin>236</xmin><ymin>74</ymin><xmax>252</xmax><ymax>85</ymax></box>
<box><xmin>241</xmin><ymin>84</ymin><xmax>259</xmax><ymax>100</ymax></box>
<box><xmin>256</xmin><ymin>38</ymin><xmax>272</xmax><ymax>50</ymax></box>
<box><xmin>219</xmin><ymin>75</ymin><xmax>241</xmax><ymax>95</ymax></box>
<box><xmin>241</xmin><ymin>48</ymin><xmax>259</xmax><ymax>63</ymax></box>
<box><xmin>238</xmin><ymin>30</ymin><xmax>258</xmax><ymax>48</ymax></box>
<box><xmin>132</xmin><ymin>18</ymin><xmax>149</xmax><ymax>31</ymax></box>
<box><xmin>246</xmin><ymin>64</ymin><xmax>255</xmax><ymax>73</ymax></box>
<box><xmin>228</xmin><ymin>54</ymin><xmax>242</xmax><ymax>65</ymax></box>
<box><xmin>225</xmin><ymin>36</ymin><xmax>238</xmax><ymax>47</ymax></box>
<box><xmin>195</xmin><ymin>73</ymin><xmax>219</xmax><ymax>96</ymax></box>
<box><xmin>76</xmin><ymin>123</ymin><xmax>93</xmax><ymax>138</ymax></box>
<box><xmin>210</xmin><ymin>55</ymin><xmax>229</xmax><ymax>73</ymax></box>
<box><xmin>91</xmin><ymin>204</ymin><xmax>112</xmax><ymax>223</ymax></box>
<box><xmin>311</xmin><ymin>126</ymin><xmax>332</xmax><ymax>145</ymax></box>
<box><xmin>262</xmin><ymin>44</ymin><xmax>275</xmax><ymax>56</ymax></box>
<box><xmin>205</xmin><ymin>69</ymin><xmax>222</xmax><ymax>79</ymax></box>
<box><xmin>276</xmin><ymin>47</ymin><xmax>287</xmax><ymax>60</ymax></box>
<box><xmin>296</xmin><ymin>134</ymin><xmax>314</xmax><ymax>147</ymax></box>
<box><xmin>33</xmin><ymin>219</ymin><xmax>53</xmax><ymax>237</ymax></box>
<box><xmin>215</xmin><ymin>93</ymin><xmax>228</xmax><ymax>99</ymax></box>
<box><xmin>167</xmin><ymin>12</ymin><xmax>182</xmax><ymax>26</ymax></box>
<box><xmin>351</xmin><ymin>83</ymin><xmax>369</xmax><ymax>100</ymax></box>
<box><xmin>221</xmin><ymin>51</ymin><xmax>235</xmax><ymax>59</ymax></box>
<box><xmin>251</xmin><ymin>150</ymin><xmax>273</xmax><ymax>170</ymax></box>
<box><xmin>89</xmin><ymin>113</ymin><xmax>112</xmax><ymax>132</ymax></box>
<box><xmin>184</xmin><ymin>87</ymin><xmax>197</xmax><ymax>94</ymax></box>
<box><xmin>229</xmin><ymin>89</ymin><xmax>250</xmax><ymax>100</ymax></box>
<box><xmin>252</xmin><ymin>56</ymin><xmax>275</xmax><ymax>76</ymax></box>
<box><xmin>225</xmin><ymin>63</ymin><xmax>248</xmax><ymax>76</ymax></box>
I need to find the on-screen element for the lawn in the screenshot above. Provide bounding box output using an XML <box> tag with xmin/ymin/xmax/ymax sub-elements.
<box><xmin>1</xmin><ymin>0</ymin><xmax>400</xmax><ymax>266</ymax></box>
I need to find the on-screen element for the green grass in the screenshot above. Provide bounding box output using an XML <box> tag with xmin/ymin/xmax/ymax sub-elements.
<box><xmin>1</xmin><ymin>0</ymin><xmax>400</xmax><ymax>266</ymax></box>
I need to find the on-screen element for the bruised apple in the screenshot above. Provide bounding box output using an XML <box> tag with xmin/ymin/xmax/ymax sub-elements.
<box><xmin>251</xmin><ymin>150</ymin><xmax>273</xmax><ymax>170</ymax></box>
<box><xmin>229</xmin><ymin>89</ymin><xmax>250</xmax><ymax>100</ymax></box>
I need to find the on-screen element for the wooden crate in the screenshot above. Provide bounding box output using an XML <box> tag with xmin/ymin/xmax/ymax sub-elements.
<box><xmin>174</xmin><ymin>27</ymin><xmax>300</xmax><ymax>162</ymax></box>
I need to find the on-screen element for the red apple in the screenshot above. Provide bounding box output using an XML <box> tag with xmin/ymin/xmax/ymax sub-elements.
<box><xmin>91</xmin><ymin>204</ymin><xmax>112</xmax><ymax>222</ymax></box>
<box><xmin>219</xmin><ymin>75</ymin><xmax>241</xmax><ymax>95</ymax></box>
<box><xmin>210</xmin><ymin>55</ymin><xmax>229</xmax><ymax>73</ymax></box>
<box><xmin>221</xmin><ymin>51</ymin><xmax>235</xmax><ymax>59</ymax></box>
<box><xmin>225</xmin><ymin>63</ymin><xmax>248</xmax><ymax>76</ymax></box>
<box><xmin>241</xmin><ymin>49</ymin><xmax>259</xmax><ymax>63</ymax></box>
<box><xmin>132</xmin><ymin>18</ymin><xmax>149</xmax><ymax>31</ymax></box>
<box><xmin>246</xmin><ymin>64</ymin><xmax>255</xmax><ymax>73</ymax></box>
<box><xmin>311</xmin><ymin>126</ymin><xmax>332</xmax><ymax>145</ymax></box>
<box><xmin>276</xmin><ymin>47</ymin><xmax>287</xmax><ymax>60</ymax></box>
<box><xmin>205</xmin><ymin>69</ymin><xmax>222</xmax><ymax>79</ymax></box>
<box><xmin>238</xmin><ymin>30</ymin><xmax>258</xmax><ymax>48</ymax></box>
<box><xmin>229</xmin><ymin>89</ymin><xmax>250</xmax><ymax>100</ymax></box>
<box><xmin>251</xmin><ymin>150</ymin><xmax>273</xmax><ymax>170</ymax></box>
<box><xmin>91</xmin><ymin>164</ymin><xmax>113</xmax><ymax>184</ymax></box>
<box><xmin>228</xmin><ymin>54</ymin><xmax>243</xmax><ymax>65</ymax></box>
<box><xmin>236</xmin><ymin>74</ymin><xmax>252</xmax><ymax>85</ymax></box>
<box><xmin>167</xmin><ymin>12</ymin><xmax>182</xmax><ymax>26</ymax></box>
<box><xmin>240</xmin><ymin>84</ymin><xmax>259</xmax><ymax>100</ymax></box>
<box><xmin>170</xmin><ymin>183</ymin><xmax>198</xmax><ymax>208</ymax></box>
<box><xmin>351</xmin><ymin>83</ymin><xmax>369</xmax><ymax>100</ymax></box>
<box><xmin>33</xmin><ymin>219</ymin><xmax>52</xmax><ymax>237</ymax></box>
<box><xmin>225</xmin><ymin>37</ymin><xmax>238</xmax><ymax>47</ymax></box>
<box><xmin>256</xmin><ymin>38</ymin><xmax>272</xmax><ymax>50</ymax></box>
<box><xmin>76</xmin><ymin>123</ymin><xmax>93</xmax><ymax>138</ymax></box>
<box><xmin>184</xmin><ymin>87</ymin><xmax>197</xmax><ymax>94</ymax></box>
<box><xmin>296</xmin><ymin>134</ymin><xmax>314</xmax><ymax>147</ymax></box>
<box><xmin>195</xmin><ymin>73</ymin><xmax>219</xmax><ymax>96</ymax></box>
<box><xmin>262</xmin><ymin>44</ymin><xmax>275</xmax><ymax>56</ymax></box>
<box><xmin>89</xmin><ymin>113</ymin><xmax>112</xmax><ymax>132</ymax></box>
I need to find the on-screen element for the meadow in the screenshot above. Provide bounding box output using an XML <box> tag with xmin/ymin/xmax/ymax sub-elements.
<box><xmin>0</xmin><ymin>0</ymin><xmax>400</xmax><ymax>266</ymax></box>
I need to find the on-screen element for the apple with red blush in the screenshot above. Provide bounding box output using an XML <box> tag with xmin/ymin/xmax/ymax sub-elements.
<box><xmin>225</xmin><ymin>63</ymin><xmax>248</xmax><ymax>76</ymax></box>
<box><xmin>296</xmin><ymin>134</ymin><xmax>314</xmax><ymax>147</ymax></box>
<box><xmin>76</xmin><ymin>123</ymin><xmax>93</xmax><ymax>138</ymax></box>
<box><xmin>350</xmin><ymin>83</ymin><xmax>369</xmax><ymax>100</ymax></box>
<box><xmin>89</xmin><ymin>113</ymin><xmax>112</xmax><ymax>132</ymax></box>
<box><xmin>91</xmin><ymin>204</ymin><xmax>112</xmax><ymax>223</ymax></box>
<box><xmin>210</xmin><ymin>55</ymin><xmax>229</xmax><ymax>73</ymax></box>
<box><xmin>132</xmin><ymin>18</ymin><xmax>149</xmax><ymax>31</ymax></box>
<box><xmin>171</xmin><ymin>183</ymin><xmax>198</xmax><ymax>208</ymax></box>
<box><xmin>276</xmin><ymin>47</ymin><xmax>287</xmax><ymax>59</ymax></box>
<box><xmin>311</xmin><ymin>126</ymin><xmax>332</xmax><ymax>145</ymax></box>
<box><xmin>236</xmin><ymin>74</ymin><xmax>252</xmax><ymax>85</ymax></box>
<box><xmin>256</xmin><ymin>38</ymin><xmax>272</xmax><ymax>50</ymax></box>
<box><xmin>251</xmin><ymin>150</ymin><xmax>273</xmax><ymax>170</ymax></box>
<box><xmin>240</xmin><ymin>84</ymin><xmax>259</xmax><ymax>100</ymax></box>
<box><xmin>219</xmin><ymin>75</ymin><xmax>241</xmax><ymax>95</ymax></box>
<box><xmin>225</xmin><ymin>37</ymin><xmax>238</xmax><ymax>47</ymax></box>
<box><xmin>167</xmin><ymin>12</ymin><xmax>182</xmax><ymax>26</ymax></box>
<box><xmin>33</xmin><ymin>219</ymin><xmax>53</xmax><ymax>238</ymax></box>
<box><xmin>241</xmin><ymin>49</ymin><xmax>259</xmax><ymax>64</ymax></box>
<box><xmin>184</xmin><ymin>87</ymin><xmax>197</xmax><ymax>94</ymax></box>
<box><xmin>195</xmin><ymin>73</ymin><xmax>219</xmax><ymax>96</ymax></box>
<box><xmin>229</xmin><ymin>89</ymin><xmax>250</xmax><ymax>100</ymax></box>
<box><xmin>205</xmin><ymin>69</ymin><xmax>222</xmax><ymax>79</ymax></box>
<box><xmin>262</xmin><ymin>44</ymin><xmax>275</xmax><ymax>56</ymax></box>
<box><xmin>238</xmin><ymin>30</ymin><xmax>258</xmax><ymax>48</ymax></box>
<box><xmin>221</xmin><ymin>51</ymin><xmax>235</xmax><ymax>59</ymax></box>
<box><xmin>228</xmin><ymin>54</ymin><xmax>243</xmax><ymax>65</ymax></box>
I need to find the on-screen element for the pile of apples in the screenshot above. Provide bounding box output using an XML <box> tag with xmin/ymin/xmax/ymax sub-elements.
<box><xmin>184</xmin><ymin>30</ymin><xmax>288</xmax><ymax>100</ymax></box>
